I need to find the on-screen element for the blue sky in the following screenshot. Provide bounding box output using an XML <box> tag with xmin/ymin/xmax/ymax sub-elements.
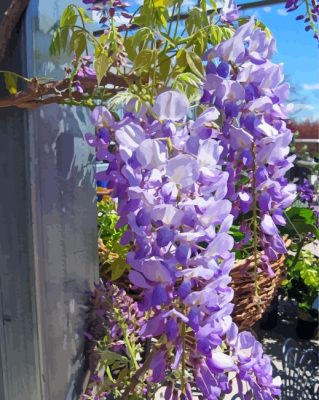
<box><xmin>92</xmin><ymin>0</ymin><xmax>319</xmax><ymax>122</ymax></box>
<box><xmin>240</xmin><ymin>2</ymin><xmax>319</xmax><ymax>122</ymax></box>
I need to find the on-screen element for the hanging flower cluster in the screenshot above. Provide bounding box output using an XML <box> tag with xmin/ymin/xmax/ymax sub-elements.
<box><xmin>285</xmin><ymin>0</ymin><xmax>319</xmax><ymax>40</ymax></box>
<box><xmin>82</xmin><ymin>280</ymin><xmax>146</xmax><ymax>399</ymax></box>
<box><xmin>202</xmin><ymin>19</ymin><xmax>296</xmax><ymax>275</ymax></box>
<box><xmin>297</xmin><ymin>178</ymin><xmax>315</xmax><ymax>203</ymax></box>
<box><xmin>85</xmin><ymin>18</ymin><xmax>294</xmax><ymax>395</ymax></box>
<box><xmin>83</xmin><ymin>0</ymin><xmax>130</xmax><ymax>27</ymax></box>
<box><xmin>87</xmin><ymin>90</ymin><xmax>281</xmax><ymax>399</ymax></box>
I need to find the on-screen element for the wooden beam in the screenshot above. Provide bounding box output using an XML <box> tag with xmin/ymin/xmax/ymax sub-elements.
<box><xmin>0</xmin><ymin>0</ymin><xmax>30</xmax><ymax>65</ymax></box>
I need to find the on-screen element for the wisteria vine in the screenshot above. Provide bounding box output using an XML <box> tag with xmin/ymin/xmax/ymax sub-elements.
<box><xmin>285</xmin><ymin>0</ymin><xmax>319</xmax><ymax>40</ymax></box>
<box><xmin>203</xmin><ymin>19</ymin><xmax>296</xmax><ymax>277</ymax></box>
<box><xmin>83</xmin><ymin>15</ymin><xmax>297</xmax><ymax>398</ymax></box>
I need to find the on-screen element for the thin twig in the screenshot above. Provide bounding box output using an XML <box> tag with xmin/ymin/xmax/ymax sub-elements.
<box><xmin>181</xmin><ymin>321</ymin><xmax>187</xmax><ymax>394</ymax></box>
<box><xmin>251</xmin><ymin>142</ymin><xmax>261</xmax><ymax>309</ymax></box>
<box><xmin>120</xmin><ymin>347</ymin><xmax>159</xmax><ymax>400</ymax></box>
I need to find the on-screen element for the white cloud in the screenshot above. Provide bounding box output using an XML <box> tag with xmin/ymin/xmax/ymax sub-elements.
<box><xmin>302</xmin><ymin>83</ymin><xmax>319</xmax><ymax>91</ymax></box>
<box><xmin>277</xmin><ymin>9</ymin><xmax>288</xmax><ymax>16</ymax></box>
<box><xmin>263</xmin><ymin>6</ymin><xmax>272</xmax><ymax>13</ymax></box>
<box><xmin>288</xmin><ymin>103</ymin><xmax>315</xmax><ymax>113</ymax></box>
<box><xmin>251</xmin><ymin>10</ymin><xmax>260</xmax><ymax>19</ymax></box>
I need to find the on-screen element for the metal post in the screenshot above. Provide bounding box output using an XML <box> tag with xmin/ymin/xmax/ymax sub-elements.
<box><xmin>0</xmin><ymin>1</ymin><xmax>98</xmax><ymax>399</ymax></box>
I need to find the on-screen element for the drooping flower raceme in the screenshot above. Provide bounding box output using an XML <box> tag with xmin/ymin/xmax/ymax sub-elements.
<box><xmin>297</xmin><ymin>178</ymin><xmax>315</xmax><ymax>203</ymax></box>
<box><xmin>204</xmin><ymin>18</ymin><xmax>296</xmax><ymax>275</ymax></box>
<box><xmin>87</xmin><ymin>76</ymin><xmax>281</xmax><ymax>397</ymax></box>
<box><xmin>285</xmin><ymin>0</ymin><xmax>319</xmax><ymax>41</ymax></box>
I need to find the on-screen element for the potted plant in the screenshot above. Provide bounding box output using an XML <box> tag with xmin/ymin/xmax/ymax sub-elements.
<box><xmin>280</xmin><ymin>178</ymin><xmax>319</xmax><ymax>340</ymax></box>
<box><xmin>282</xmin><ymin>248</ymin><xmax>319</xmax><ymax>340</ymax></box>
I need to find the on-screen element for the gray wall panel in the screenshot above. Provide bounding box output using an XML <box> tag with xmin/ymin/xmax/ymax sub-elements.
<box><xmin>0</xmin><ymin>0</ymin><xmax>98</xmax><ymax>399</ymax></box>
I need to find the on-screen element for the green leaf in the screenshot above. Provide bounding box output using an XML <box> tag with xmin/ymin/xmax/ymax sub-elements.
<box><xmin>99</xmin><ymin>350</ymin><xmax>128</xmax><ymax>366</ymax></box>
<box><xmin>159</xmin><ymin>31</ymin><xmax>176</xmax><ymax>47</ymax></box>
<box><xmin>186</xmin><ymin>50</ymin><xmax>205</xmax><ymax>78</ymax></box>
<box><xmin>255</xmin><ymin>19</ymin><xmax>272</xmax><ymax>38</ymax></box>
<box><xmin>107</xmin><ymin>91</ymin><xmax>138</xmax><ymax>111</ymax></box>
<box><xmin>230</xmin><ymin>226</ymin><xmax>245</xmax><ymax>243</ymax></box>
<box><xmin>60</xmin><ymin>27</ymin><xmax>70</xmax><ymax>53</ymax></box>
<box><xmin>60</xmin><ymin>5</ymin><xmax>77</xmax><ymax>28</ymax></box>
<box><xmin>156</xmin><ymin>9</ymin><xmax>168</xmax><ymax>28</ymax></box>
<box><xmin>117</xmin><ymin>367</ymin><xmax>129</xmax><ymax>382</ymax></box>
<box><xmin>94</xmin><ymin>52</ymin><xmax>109</xmax><ymax>85</ymax></box>
<box><xmin>131</xmin><ymin>27</ymin><xmax>155</xmax><ymax>54</ymax></box>
<box><xmin>221</xmin><ymin>27</ymin><xmax>233</xmax><ymax>40</ymax></box>
<box><xmin>158</xmin><ymin>52</ymin><xmax>171</xmax><ymax>80</ymax></box>
<box><xmin>210</xmin><ymin>25</ymin><xmax>223</xmax><ymax>45</ymax></box>
<box><xmin>193</xmin><ymin>31</ymin><xmax>207</xmax><ymax>56</ymax></box>
<box><xmin>4</xmin><ymin>72</ymin><xmax>17</xmax><ymax>94</ymax></box>
<box><xmin>77</xmin><ymin>6</ymin><xmax>93</xmax><ymax>23</ymax></box>
<box><xmin>133</xmin><ymin>0</ymin><xmax>168</xmax><ymax>29</ymax></box>
<box><xmin>49</xmin><ymin>29</ymin><xmax>61</xmax><ymax>56</ymax></box>
<box><xmin>124</xmin><ymin>36</ymin><xmax>137</xmax><ymax>61</ymax></box>
<box><xmin>200</xmin><ymin>0</ymin><xmax>209</xmax><ymax>18</ymax></box>
<box><xmin>50</xmin><ymin>27</ymin><xmax>70</xmax><ymax>56</ymax></box>
<box><xmin>154</xmin><ymin>0</ymin><xmax>169</xmax><ymax>7</ymax></box>
<box><xmin>284</xmin><ymin>207</ymin><xmax>319</xmax><ymax>239</ymax></box>
<box><xmin>176</xmin><ymin>72</ymin><xmax>202</xmax><ymax>88</ymax></box>
<box><xmin>111</xmin><ymin>258</ymin><xmax>130</xmax><ymax>281</ymax></box>
<box><xmin>133</xmin><ymin>49</ymin><xmax>156</xmax><ymax>72</ymax></box>
<box><xmin>95</xmin><ymin>33</ymin><xmax>108</xmax><ymax>58</ymax></box>
<box><xmin>208</xmin><ymin>0</ymin><xmax>218</xmax><ymax>12</ymax></box>
<box><xmin>301</xmin><ymin>268</ymin><xmax>319</xmax><ymax>288</ymax></box>
<box><xmin>70</xmin><ymin>30</ymin><xmax>87</xmax><ymax>59</ymax></box>
<box><xmin>174</xmin><ymin>49</ymin><xmax>187</xmax><ymax>75</ymax></box>
<box><xmin>185</xmin><ymin>8</ymin><xmax>202</xmax><ymax>35</ymax></box>
<box><xmin>171</xmin><ymin>80</ymin><xmax>184</xmax><ymax>93</ymax></box>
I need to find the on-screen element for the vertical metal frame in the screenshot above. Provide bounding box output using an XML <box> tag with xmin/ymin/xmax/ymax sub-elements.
<box><xmin>0</xmin><ymin>1</ymin><xmax>98</xmax><ymax>399</ymax></box>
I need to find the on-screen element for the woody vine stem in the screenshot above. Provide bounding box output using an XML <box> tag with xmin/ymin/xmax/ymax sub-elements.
<box><xmin>251</xmin><ymin>142</ymin><xmax>261</xmax><ymax>308</ymax></box>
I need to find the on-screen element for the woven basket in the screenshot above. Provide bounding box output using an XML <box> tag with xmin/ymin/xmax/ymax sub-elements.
<box><xmin>98</xmin><ymin>238</ymin><xmax>290</xmax><ymax>331</ymax></box>
<box><xmin>230</xmin><ymin>240</ymin><xmax>290</xmax><ymax>331</ymax></box>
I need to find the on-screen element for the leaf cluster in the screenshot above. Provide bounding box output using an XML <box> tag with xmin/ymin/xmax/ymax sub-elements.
<box><xmin>283</xmin><ymin>249</ymin><xmax>319</xmax><ymax>312</ymax></box>
<box><xmin>98</xmin><ymin>197</ymin><xmax>130</xmax><ymax>281</ymax></box>
<box><xmin>46</xmin><ymin>1</ymin><xmax>239</xmax><ymax>109</ymax></box>
<box><xmin>280</xmin><ymin>204</ymin><xmax>319</xmax><ymax>312</ymax></box>
<box><xmin>281</xmin><ymin>206</ymin><xmax>319</xmax><ymax>240</ymax></box>
<box><xmin>50</xmin><ymin>4</ymin><xmax>93</xmax><ymax>59</ymax></box>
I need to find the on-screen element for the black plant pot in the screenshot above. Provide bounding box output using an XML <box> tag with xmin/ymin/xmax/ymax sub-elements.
<box><xmin>259</xmin><ymin>296</ymin><xmax>278</xmax><ymax>330</ymax></box>
<box><xmin>296</xmin><ymin>310</ymin><xmax>318</xmax><ymax>340</ymax></box>
<box><xmin>260</xmin><ymin>308</ymin><xmax>278</xmax><ymax>330</ymax></box>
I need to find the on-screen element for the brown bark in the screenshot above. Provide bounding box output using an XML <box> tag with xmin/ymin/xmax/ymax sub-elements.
<box><xmin>0</xmin><ymin>73</ymin><xmax>130</xmax><ymax>109</ymax></box>
<box><xmin>0</xmin><ymin>0</ymin><xmax>30</xmax><ymax>65</ymax></box>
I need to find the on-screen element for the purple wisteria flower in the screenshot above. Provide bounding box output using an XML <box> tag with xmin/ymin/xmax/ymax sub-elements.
<box><xmin>297</xmin><ymin>178</ymin><xmax>315</xmax><ymax>203</ymax></box>
<box><xmin>205</xmin><ymin>18</ymin><xmax>296</xmax><ymax>270</ymax></box>
<box><xmin>87</xmin><ymin>89</ymin><xmax>241</xmax><ymax>395</ymax></box>
<box><xmin>85</xmin><ymin>15</ymin><xmax>294</xmax><ymax>399</ymax></box>
<box><xmin>220</xmin><ymin>0</ymin><xmax>240</xmax><ymax>22</ymax></box>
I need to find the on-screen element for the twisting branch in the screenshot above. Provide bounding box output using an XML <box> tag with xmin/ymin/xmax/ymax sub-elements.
<box><xmin>0</xmin><ymin>0</ymin><xmax>30</xmax><ymax>65</ymax></box>
<box><xmin>0</xmin><ymin>73</ymin><xmax>132</xmax><ymax>109</ymax></box>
